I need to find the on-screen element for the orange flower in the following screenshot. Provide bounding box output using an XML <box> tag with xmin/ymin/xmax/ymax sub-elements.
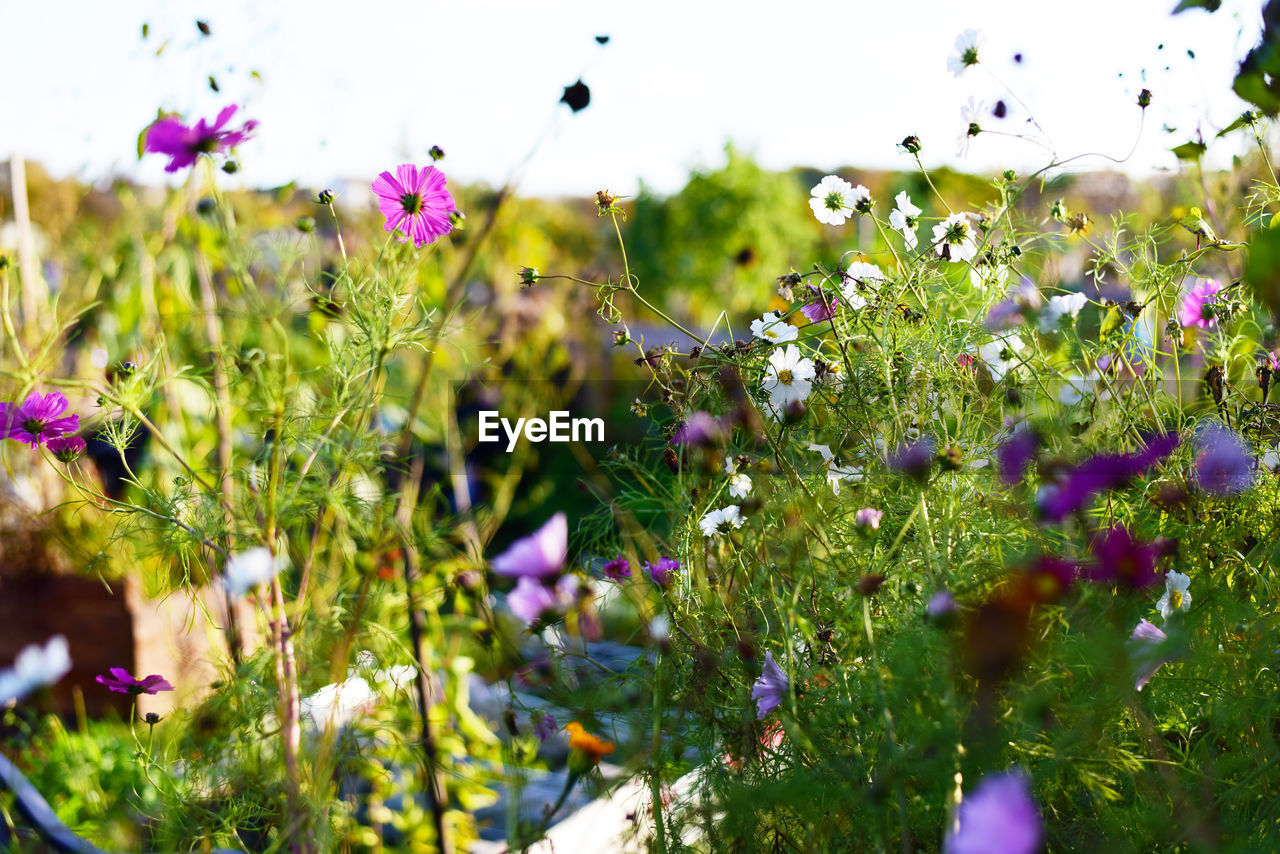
<box><xmin>565</xmin><ymin>721</ymin><xmax>615</xmax><ymax>770</ymax></box>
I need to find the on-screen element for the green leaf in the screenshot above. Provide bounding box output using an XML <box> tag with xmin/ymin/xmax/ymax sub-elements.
<box><xmin>1216</xmin><ymin>111</ymin><xmax>1258</xmax><ymax>137</ymax></box>
<box><xmin>1244</xmin><ymin>229</ymin><xmax>1280</xmax><ymax>320</ymax></box>
<box><xmin>1173</xmin><ymin>0</ymin><xmax>1221</xmax><ymax>11</ymax></box>
<box><xmin>1171</xmin><ymin>141</ymin><xmax>1207</xmax><ymax>161</ymax></box>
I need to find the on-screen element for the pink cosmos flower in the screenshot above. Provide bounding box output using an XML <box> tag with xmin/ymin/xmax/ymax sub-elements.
<box><xmin>854</xmin><ymin>507</ymin><xmax>883</xmax><ymax>530</ymax></box>
<box><xmin>1</xmin><ymin>391</ymin><xmax>80</xmax><ymax>448</ymax></box>
<box><xmin>95</xmin><ymin>667</ymin><xmax>174</xmax><ymax>696</ymax></box>
<box><xmin>507</xmin><ymin>576</ymin><xmax>557</xmax><ymax>624</ymax></box>
<box><xmin>47</xmin><ymin>435</ymin><xmax>86</xmax><ymax>462</ymax></box>
<box><xmin>491</xmin><ymin>512</ymin><xmax>568</xmax><ymax>580</ymax></box>
<box><xmin>144</xmin><ymin>105</ymin><xmax>258</xmax><ymax>172</ymax></box>
<box><xmin>1178</xmin><ymin>279</ymin><xmax>1223</xmax><ymax>329</ymax></box>
<box><xmin>371</xmin><ymin>164</ymin><xmax>457</xmax><ymax>248</ymax></box>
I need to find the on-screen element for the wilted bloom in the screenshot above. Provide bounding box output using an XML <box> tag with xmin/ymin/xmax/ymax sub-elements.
<box><xmin>762</xmin><ymin>345</ymin><xmax>815</xmax><ymax>415</ymax></box>
<box><xmin>934</xmin><ymin>213</ymin><xmax>979</xmax><ymax>263</ymax></box>
<box><xmin>750</xmin><ymin>651</ymin><xmax>789</xmax><ymax>719</ymax></box>
<box><xmin>1089</xmin><ymin>526</ymin><xmax>1160</xmax><ymax>589</ymax></box>
<box><xmin>507</xmin><ymin>576</ymin><xmax>557</xmax><ymax>625</ymax></box>
<box><xmin>643</xmin><ymin>557</ymin><xmax>680</xmax><ymax>587</ymax></box>
<box><xmin>855</xmin><ymin>507</ymin><xmax>883</xmax><ymax>530</ymax></box>
<box><xmin>371</xmin><ymin>163</ymin><xmax>457</xmax><ymax>248</ymax></box>
<box><xmin>565</xmin><ymin>721</ymin><xmax>616</xmax><ymax>773</ymax></box>
<box><xmin>1179</xmin><ymin>278</ymin><xmax>1224</xmax><ymax>329</ymax></box>
<box><xmin>888</xmin><ymin>191</ymin><xmax>922</xmax><ymax>250</ymax></box>
<box><xmin>1130</xmin><ymin>618</ymin><xmax>1171</xmax><ymax>691</ymax></box>
<box><xmin>671</xmin><ymin>411</ymin><xmax>725</xmax><ymax>447</ymax></box>
<box><xmin>491</xmin><ymin>513</ymin><xmax>568</xmax><ymax>579</ymax></box>
<box><xmin>750</xmin><ymin>311</ymin><xmax>798</xmax><ymax>344</ymax></box>
<box><xmin>1</xmin><ymin>391</ymin><xmax>80</xmax><ymax>448</ymax></box>
<box><xmin>47</xmin><ymin>434</ymin><xmax>86</xmax><ymax>462</ymax></box>
<box><xmin>0</xmin><ymin>636</ymin><xmax>71</xmax><ymax>705</ymax></box>
<box><xmin>144</xmin><ymin>105</ymin><xmax>258</xmax><ymax>172</ymax></box>
<box><xmin>944</xmin><ymin>771</ymin><xmax>1042</xmax><ymax>854</ymax></box>
<box><xmin>1193</xmin><ymin>422</ymin><xmax>1253</xmax><ymax>495</ymax></box>
<box><xmin>1039</xmin><ymin>291</ymin><xmax>1089</xmax><ymax>332</ymax></box>
<box><xmin>997</xmin><ymin>428</ymin><xmax>1039</xmax><ymax>485</ymax></box>
<box><xmin>808</xmin><ymin>176</ymin><xmax>865</xmax><ymax>226</ymax></box>
<box><xmin>927</xmin><ymin>590</ymin><xmax>958</xmax><ymax>620</ymax></box>
<box><xmin>95</xmin><ymin>668</ymin><xmax>174</xmax><ymax>696</ymax></box>
<box><xmin>946</xmin><ymin>29</ymin><xmax>985</xmax><ymax>76</ymax></box>
<box><xmin>1158</xmin><ymin>570</ymin><xmax>1191</xmax><ymax>621</ymax></box>
<box><xmin>601</xmin><ymin>555</ymin><xmax>631</xmax><ymax>582</ymax></box>
<box><xmin>699</xmin><ymin>506</ymin><xmax>743</xmax><ymax>537</ymax></box>
<box><xmin>223</xmin><ymin>547</ymin><xmax>283</xmax><ymax>598</ymax></box>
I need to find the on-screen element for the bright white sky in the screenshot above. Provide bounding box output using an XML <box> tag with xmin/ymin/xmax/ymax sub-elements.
<box><xmin>0</xmin><ymin>0</ymin><xmax>1267</xmax><ymax>200</ymax></box>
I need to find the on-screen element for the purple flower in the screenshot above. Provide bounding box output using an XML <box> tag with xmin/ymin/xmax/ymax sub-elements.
<box><xmin>644</xmin><ymin>557</ymin><xmax>680</xmax><ymax>588</ymax></box>
<box><xmin>1037</xmin><ymin>432</ymin><xmax>1178</xmax><ymax>522</ymax></box>
<box><xmin>750</xmin><ymin>651</ymin><xmax>789</xmax><ymax>719</ymax></box>
<box><xmin>491</xmin><ymin>513</ymin><xmax>568</xmax><ymax>580</ymax></box>
<box><xmin>533</xmin><ymin>711</ymin><xmax>556</xmax><ymax>742</ymax></box>
<box><xmin>506</xmin><ymin>576</ymin><xmax>557</xmax><ymax>625</ymax></box>
<box><xmin>371</xmin><ymin>163</ymin><xmax>457</xmax><ymax>248</ymax></box>
<box><xmin>671</xmin><ymin>411</ymin><xmax>725</xmax><ymax>447</ymax></box>
<box><xmin>800</xmin><ymin>290</ymin><xmax>839</xmax><ymax>323</ymax></box>
<box><xmin>926</xmin><ymin>590</ymin><xmax>957</xmax><ymax>619</ymax></box>
<box><xmin>1193</xmin><ymin>422</ymin><xmax>1253</xmax><ymax>496</ymax></box>
<box><xmin>47</xmin><ymin>435</ymin><xmax>86</xmax><ymax>462</ymax></box>
<box><xmin>144</xmin><ymin>105</ymin><xmax>257</xmax><ymax>172</ymax></box>
<box><xmin>1026</xmin><ymin>556</ymin><xmax>1080</xmax><ymax>601</ymax></box>
<box><xmin>855</xmin><ymin>507</ymin><xmax>883</xmax><ymax>529</ymax></box>
<box><xmin>602</xmin><ymin>555</ymin><xmax>631</xmax><ymax>582</ymax></box>
<box><xmin>984</xmin><ymin>298</ymin><xmax>1025</xmax><ymax>331</ymax></box>
<box><xmin>1130</xmin><ymin>618</ymin><xmax>1170</xmax><ymax>691</ymax></box>
<box><xmin>1088</xmin><ymin>526</ymin><xmax>1160</xmax><ymax>589</ymax></box>
<box><xmin>1179</xmin><ymin>278</ymin><xmax>1223</xmax><ymax>329</ymax></box>
<box><xmin>1</xmin><ymin>392</ymin><xmax>80</xmax><ymax>448</ymax></box>
<box><xmin>889</xmin><ymin>436</ymin><xmax>937</xmax><ymax>482</ymax></box>
<box><xmin>944</xmin><ymin>771</ymin><xmax>1042</xmax><ymax>854</ymax></box>
<box><xmin>996</xmin><ymin>428</ymin><xmax>1039</xmax><ymax>486</ymax></box>
<box><xmin>95</xmin><ymin>667</ymin><xmax>174</xmax><ymax>696</ymax></box>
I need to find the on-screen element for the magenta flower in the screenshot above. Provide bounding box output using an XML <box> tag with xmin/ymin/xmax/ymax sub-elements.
<box><xmin>750</xmin><ymin>651</ymin><xmax>789</xmax><ymax>719</ymax></box>
<box><xmin>47</xmin><ymin>435</ymin><xmax>86</xmax><ymax>462</ymax></box>
<box><xmin>944</xmin><ymin>771</ymin><xmax>1042</xmax><ymax>854</ymax></box>
<box><xmin>533</xmin><ymin>711</ymin><xmax>556</xmax><ymax>742</ymax></box>
<box><xmin>1130</xmin><ymin>618</ymin><xmax>1171</xmax><ymax>691</ymax></box>
<box><xmin>1178</xmin><ymin>278</ymin><xmax>1223</xmax><ymax>329</ymax></box>
<box><xmin>1</xmin><ymin>391</ymin><xmax>80</xmax><ymax>448</ymax></box>
<box><xmin>996</xmin><ymin>428</ymin><xmax>1039</xmax><ymax>486</ymax></box>
<box><xmin>1088</xmin><ymin>526</ymin><xmax>1160</xmax><ymax>589</ymax></box>
<box><xmin>800</xmin><ymin>290</ymin><xmax>839</xmax><ymax>323</ymax></box>
<box><xmin>643</xmin><ymin>557</ymin><xmax>680</xmax><ymax>588</ymax></box>
<box><xmin>602</xmin><ymin>555</ymin><xmax>631</xmax><ymax>582</ymax></box>
<box><xmin>144</xmin><ymin>105</ymin><xmax>257</xmax><ymax>172</ymax></box>
<box><xmin>1037</xmin><ymin>431</ymin><xmax>1178</xmax><ymax>522</ymax></box>
<box><xmin>371</xmin><ymin>164</ymin><xmax>457</xmax><ymax>248</ymax></box>
<box><xmin>1193</xmin><ymin>422</ymin><xmax>1253</xmax><ymax>496</ymax></box>
<box><xmin>854</xmin><ymin>507</ymin><xmax>883</xmax><ymax>530</ymax></box>
<box><xmin>506</xmin><ymin>576</ymin><xmax>557</xmax><ymax>625</ymax></box>
<box><xmin>491</xmin><ymin>513</ymin><xmax>568</xmax><ymax>580</ymax></box>
<box><xmin>95</xmin><ymin>667</ymin><xmax>174</xmax><ymax>696</ymax></box>
<box><xmin>671</xmin><ymin>411</ymin><xmax>725</xmax><ymax>447</ymax></box>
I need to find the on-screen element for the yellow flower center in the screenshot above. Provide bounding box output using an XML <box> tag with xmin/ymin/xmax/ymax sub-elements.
<box><xmin>1169</xmin><ymin>590</ymin><xmax>1184</xmax><ymax>611</ymax></box>
<box><xmin>778</xmin><ymin>369</ymin><xmax>794</xmax><ymax>385</ymax></box>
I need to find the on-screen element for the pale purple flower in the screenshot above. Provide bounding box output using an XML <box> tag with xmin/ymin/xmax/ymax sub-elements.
<box><xmin>1130</xmin><ymin>618</ymin><xmax>1170</xmax><ymax>691</ymax></box>
<box><xmin>95</xmin><ymin>667</ymin><xmax>174</xmax><ymax>696</ymax></box>
<box><xmin>671</xmin><ymin>411</ymin><xmax>725</xmax><ymax>447</ymax></box>
<box><xmin>750</xmin><ymin>651</ymin><xmax>789</xmax><ymax>719</ymax></box>
<box><xmin>800</xmin><ymin>286</ymin><xmax>839</xmax><ymax>322</ymax></box>
<box><xmin>507</xmin><ymin>576</ymin><xmax>557</xmax><ymax>625</ymax></box>
<box><xmin>533</xmin><ymin>712</ymin><xmax>556</xmax><ymax>742</ymax></box>
<box><xmin>1193</xmin><ymin>422</ymin><xmax>1253</xmax><ymax>495</ymax></box>
<box><xmin>1179</xmin><ymin>279</ymin><xmax>1224</xmax><ymax>329</ymax></box>
<box><xmin>944</xmin><ymin>771</ymin><xmax>1042</xmax><ymax>854</ymax></box>
<box><xmin>854</xmin><ymin>507</ymin><xmax>883</xmax><ymax>530</ymax></box>
<box><xmin>144</xmin><ymin>105</ymin><xmax>258</xmax><ymax>172</ymax></box>
<box><xmin>371</xmin><ymin>164</ymin><xmax>457</xmax><ymax>248</ymax></box>
<box><xmin>927</xmin><ymin>590</ymin><xmax>958</xmax><ymax>619</ymax></box>
<box><xmin>491</xmin><ymin>513</ymin><xmax>568</xmax><ymax>580</ymax></box>
<box><xmin>2</xmin><ymin>391</ymin><xmax>80</xmax><ymax>448</ymax></box>
<box><xmin>644</xmin><ymin>557</ymin><xmax>680</xmax><ymax>588</ymax></box>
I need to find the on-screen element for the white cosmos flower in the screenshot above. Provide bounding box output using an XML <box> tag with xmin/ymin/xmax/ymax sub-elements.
<box><xmin>956</xmin><ymin>98</ymin><xmax>985</xmax><ymax>158</ymax></box>
<box><xmin>1039</xmin><ymin>291</ymin><xmax>1089</xmax><ymax>332</ymax></box>
<box><xmin>301</xmin><ymin>676</ymin><xmax>377</xmax><ymax>730</ymax></box>
<box><xmin>1157</xmin><ymin>570</ymin><xmax>1192</xmax><ymax>621</ymax></box>
<box><xmin>808</xmin><ymin>443</ymin><xmax>863</xmax><ymax>495</ymax></box>
<box><xmin>728</xmin><ymin>472</ymin><xmax>753</xmax><ymax>499</ymax></box>
<box><xmin>947</xmin><ymin>29</ymin><xmax>984</xmax><ymax>76</ymax></box>
<box><xmin>0</xmin><ymin>636</ymin><xmax>71</xmax><ymax>706</ymax></box>
<box><xmin>976</xmin><ymin>333</ymin><xmax>1024</xmax><ymax>382</ymax></box>
<box><xmin>762</xmin><ymin>344</ymin><xmax>816</xmax><ymax>416</ymax></box>
<box><xmin>700</xmin><ymin>505</ymin><xmax>744</xmax><ymax>537</ymax></box>
<box><xmin>223</xmin><ymin>547</ymin><xmax>285</xmax><ymax>598</ymax></box>
<box><xmin>750</xmin><ymin>311</ymin><xmax>798</xmax><ymax>344</ymax></box>
<box><xmin>888</xmin><ymin>192</ymin><xmax>922</xmax><ymax>250</ymax></box>
<box><xmin>809</xmin><ymin>176</ymin><xmax>867</xmax><ymax>226</ymax></box>
<box><xmin>840</xmin><ymin>261</ymin><xmax>884</xmax><ymax>309</ymax></box>
<box><xmin>933</xmin><ymin>212</ymin><xmax>979</xmax><ymax>264</ymax></box>
<box><xmin>1263</xmin><ymin>445</ymin><xmax>1280</xmax><ymax>472</ymax></box>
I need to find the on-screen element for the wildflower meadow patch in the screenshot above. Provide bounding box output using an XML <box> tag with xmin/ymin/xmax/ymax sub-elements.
<box><xmin>4</xmin><ymin>3</ymin><xmax>1280</xmax><ymax>853</ymax></box>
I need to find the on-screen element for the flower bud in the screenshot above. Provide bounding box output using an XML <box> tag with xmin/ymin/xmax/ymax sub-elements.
<box><xmin>519</xmin><ymin>266</ymin><xmax>540</xmax><ymax>286</ymax></box>
<box><xmin>221</xmin><ymin>159</ymin><xmax>239</xmax><ymax>174</ymax></box>
<box><xmin>900</xmin><ymin>135</ymin><xmax>922</xmax><ymax>154</ymax></box>
<box><xmin>295</xmin><ymin>216</ymin><xmax>315</xmax><ymax>233</ymax></box>
<box><xmin>144</xmin><ymin>712</ymin><xmax>163</xmax><ymax>725</ymax></box>
<box><xmin>449</xmin><ymin>210</ymin><xmax>466</xmax><ymax>228</ymax></box>
<box><xmin>429</xmin><ymin>145</ymin><xmax>445</xmax><ymax>161</ymax></box>
<box><xmin>316</xmin><ymin>189</ymin><xmax>335</xmax><ymax>205</ymax></box>
<box><xmin>1137</xmin><ymin>89</ymin><xmax>1152</xmax><ymax>109</ymax></box>
<box><xmin>196</xmin><ymin>198</ymin><xmax>217</xmax><ymax>217</ymax></box>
